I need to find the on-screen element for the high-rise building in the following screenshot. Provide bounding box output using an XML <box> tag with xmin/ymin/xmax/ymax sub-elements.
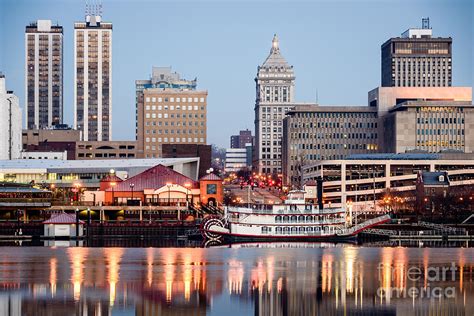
<box><xmin>74</xmin><ymin>5</ymin><xmax>112</xmax><ymax>141</ymax></box>
<box><xmin>136</xmin><ymin>67</ymin><xmax>207</xmax><ymax>158</ymax></box>
<box><xmin>25</xmin><ymin>20</ymin><xmax>63</xmax><ymax>129</ymax></box>
<box><xmin>381</xmin><ymin>18</ymin><xmax>452</xmax><ymax>87</ymax></box>
<box><xmin>255</xmin><ymin>34</ymin><xmax>295</xmax><ymax>175</ymax></box>
<box><xmin>230</xmin><ymin>129</ymin><xmax>253</xmax><ymax>148</ymax></box>
<box><xmin>282</xmin><ymin>104</ymin><xmax>380</xmax><ymax>186</ymax></box>
<box><xmin>0</xmin><ymin>75</ymin><xmax>22</xmax><ymax>160</ymax></box>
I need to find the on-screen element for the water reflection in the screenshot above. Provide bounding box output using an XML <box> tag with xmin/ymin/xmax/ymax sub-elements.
<box><xmin>0</xmin><ymin>245</ymin><xmax>472</xmax><ymax>315</ymax></box>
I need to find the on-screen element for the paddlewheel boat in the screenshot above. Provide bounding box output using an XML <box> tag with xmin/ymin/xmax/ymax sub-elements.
<box><xmin>201</xmin><ymin>190</ymin><xmax>391</xmax><ymax>241</ymax></box>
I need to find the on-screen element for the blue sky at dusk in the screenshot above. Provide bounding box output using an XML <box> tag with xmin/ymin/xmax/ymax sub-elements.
<box><xmin>0</xmin><ymin>0</ymin><xmax>472</xmax><ymax>147</ymax></box>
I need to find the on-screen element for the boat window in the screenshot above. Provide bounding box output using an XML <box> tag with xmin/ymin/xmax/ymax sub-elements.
<box><xmin>275</xmin><ymin>215</ymin><xmax>282</xmax><ymax>223</ymax></box>
<box><xmin>298</xmin><ymin>216</ymin><xmax>305</xmax><ymax>223</ymax></box>
<box><xmin>283</xmin><ymin>216</ymin><xmax>289</xmax><ymax>223</ymax></box>
<box><xmin>299</xmin><ymin>227</ymin><xmax>305</xmax><ymax>232</ymax></box>
<box><xmin>291</xmin><ymin>215</ymin><xmax>297</xmax><ymax>223</ymax></box>
<box><xmin>306</xmin><ymin>216</ymin><xmax>312</xmax><ymax>222</ymax></box>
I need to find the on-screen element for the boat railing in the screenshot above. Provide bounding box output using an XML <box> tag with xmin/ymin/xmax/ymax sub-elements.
<box><xmin>231</xmin><ymin>205</ymin><xmax>344</xmax><ymax>215</ymax></box>
<box><xmin>345</xmin><ymin>215</ymin><xmax>391</xmax><ymax>234</ymax></box>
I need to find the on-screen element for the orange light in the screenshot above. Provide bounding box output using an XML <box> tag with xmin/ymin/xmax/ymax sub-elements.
<box><xmin>110</xmin><ymin>182</ymin><xmax>116</xmax><ymax>187</ymax></box>
<box><xmin>184</xmin><ymin>183</ymin><xmax>191</xmax><ymax>188</ymax></box>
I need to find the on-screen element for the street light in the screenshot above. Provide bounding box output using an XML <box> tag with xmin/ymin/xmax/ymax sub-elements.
<box><xmin>184</xmin><ymin>183</ymin><xmax>191</xmax><ymax>208</ymax></box>
<box><xmin>110</xmin><ymin>181</ymin><xmax>116</xmax><ymax>206</ymax></box>
<box><xmin>166</xmin><ymin>183</ymin><xmax>172</xmax><ymax>206</ymax></box>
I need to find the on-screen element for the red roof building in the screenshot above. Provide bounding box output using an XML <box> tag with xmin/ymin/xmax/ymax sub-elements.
<box><xmin>104</xmin><ymin>164</ymin><xmax>202</xmax><ymax>206</ymax></box>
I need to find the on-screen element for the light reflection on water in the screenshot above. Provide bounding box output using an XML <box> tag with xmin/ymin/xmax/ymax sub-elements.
<box><xmin>0</xmin><ymin>244</ymin><xmax>472</xmax><ymax>315</ymax></box>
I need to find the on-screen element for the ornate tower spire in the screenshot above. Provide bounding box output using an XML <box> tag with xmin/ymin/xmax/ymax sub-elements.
<box><xmin>271</xmin><ymin>34</ymin><xmax>279</xmax><ymax>53</ymax></box>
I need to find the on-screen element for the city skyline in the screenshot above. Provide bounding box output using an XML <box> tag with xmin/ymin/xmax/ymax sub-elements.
<box><xmin>0</xmin><ymin>0</ymin><xmax>472</xmax><ymax>148</ymax></box>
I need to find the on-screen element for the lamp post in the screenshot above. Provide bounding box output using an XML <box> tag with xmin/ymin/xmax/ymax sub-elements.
<box><xmin>184</xmin><ymin>183</ymin><xmax>191</xmax><ymax>209</ymax></box>
<box><xmin>130</xmin><ymin>183</ymin><xmax>135</xmax><ymax>204</ymax></box>
<box><xmin>166</xmin><ymin>183</ymin><xmax>172</xmax><ymax>206</ymax></box>
<box><xmin>110</xmin><ymin>181</ymin><xmax>116</xmax><ymax>206</ymax></box>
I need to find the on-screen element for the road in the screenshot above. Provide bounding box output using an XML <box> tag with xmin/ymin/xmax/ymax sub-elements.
<box><xmin>225</xmin><ymin>185</ymin><xmax>282</xmax><ymax>205</ymax></box>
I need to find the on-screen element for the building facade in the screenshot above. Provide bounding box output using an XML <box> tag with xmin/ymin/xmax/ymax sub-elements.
<box><xmin>381</xmin><ymin>19</ymin><xmax>452</xmax><ymax>87</ymax></box>
<box><xmin>282</xmin><ymin>105</ymin><xmax>380</xmax><ymax>186</ymax></box>
<box><xmin>74</xmin><ymin>10</ymin><xmax>112</xmax><ymax>141</ymax></box>
<box><xmin>225</xmin><ymin>146</ymin><xmax>252</xmax><ymax>173</ymax></box>
<box><xmin>383</xmin><ymin>100</ymin><xmax>474</xmax><ymax>154</ymax></box>
<box><xmin>230</xmin><ymin>129</ymin><xmax>253</xmax><ymax>148</ymax></box>
<box><xmin>302</xmin><ymin>153</ymin><xmax>474</xmax><ymax>211</ymax></box>
<box><xmin>255</xmin><ymin>35</ymin><xmax>295</xmax><ymax>174</ymax></box>
<box><xmin>161</xmin><ymin>144</ymin><xmax>211</xmax><ymax>178</ymax></box>
<box><xmin>0</xmin><ymin>75</ymin><xmax>22</xmax><ymax>160</ymax></box>
<box><xmin>136</xmin><ymin>67</ymin><xmax>207</xmax><ymax>158</ymax></box>
<box><xmin>75</xmin><ymin>141</ymin><xmax>137</xmax><ymax>159</ymax></box>
<box><xmin>0</xmin><ymin>158</ymin><xmax>200</xmax><ymax>189</ymax></box>
<box><xmin>25</xmin><ymin>20</ymin><xmax>63</xmax><ymax>129</ymax></box>
<box><xmin>22</xmin><ymin>127</ymin><xmax>81</xmax><ymax>160</ymax></box>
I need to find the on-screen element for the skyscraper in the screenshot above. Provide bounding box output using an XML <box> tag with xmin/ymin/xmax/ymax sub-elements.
<box><xmin>254</xmin><ymin>34</ymin><xmax>295</xmax><ymax>174</ymax></box>
<box><xmin>135</xmin><ymin>67</ymin><xmax>207</xmax><ymax>158</ymax></box>
<box><xmin>381</xmin><ymin>18</ymin><xmax>452</xmax><ymax>87</ymax></box>
<box><xmin>74</xmin><ymin>4</ymin><xmax>112</xmax><ymax>141</ymax></box>
<box><xmin>25</xmin><ymin>20</ymin><xmax>63</xmax><ymax>129</ymax></box>
<box><xmin>0</xmin><ymin>74</ymin><xmax>22</xmax><ymax>160</ymax></box>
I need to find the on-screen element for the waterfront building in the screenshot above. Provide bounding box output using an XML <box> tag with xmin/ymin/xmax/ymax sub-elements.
<box><xmin>383</xmin><ymin>100</ymin><xmax>474</xmax><ymax>153</ymax></box>
<box><xmin>0</xmin><ymin>75</ymin><xmax>22</xmax><ymax>160</ymax></box>
<box><xmin>75</xmin><ymin>140</ymin><xmax>137</xmax><ymax>159</ymax></box>
<box><xmin>302</xmin><ymin>153</ymin><xmax>474</xmax><ymax>211</ymax></box>
<box><xmin>225</xmin><ymin>146</ymin><xmax>252</xmax><ymax>173</ymax></box>
<box><xmin>282</xmin><ymin>86</ymin><xmax>473</xmax><ymax>186</ymax></box>
<box><xmin>101</xmin><ymin>164</ymin><xmax>223</xmax><ymax>207</ymax></box>
<box><xmin>74</xmin><ymin>7</ymin><xmax>112</xmax><ymax>141</ymax></box>
<box><xmin>254</xmin><ymin>34</ymin><xmax>295</xmax><ymax>175</ymax></box>
<box><xmin>136</xmin><ymin>67</ymin><xmax>207</xmax><ymax>158</ymax></box>
<box><xmin>381</xmin><ymin>18</ymin><xmax>452</xmax><ymax>87</ymax></box>
<box><xmin>282</xmin><ymin>104</ymin><xmax>380</xmax><ymax>186</ymax></box>
<box><xmin>368</xmin><ymin>86</ymin><xmax>473</xmax><ymax>152</ymax></box>
<box><xmin>25</xmin><ymin>20</ymin><xmax>63</xmax><ymax>129</ymax></box>
<box><xmin>230</xmin><ymin>129</ymin><xmax>253</xmax><ymax>149</ymax></box>
<box><xmin>0</xmin><ymin>158</ymin><xmax>199</xmax><ymax>189</ymax></box>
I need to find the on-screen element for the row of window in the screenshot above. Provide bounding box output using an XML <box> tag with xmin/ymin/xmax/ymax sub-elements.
<box><xmin>145</xmin><ymin>137</ymin><xmax>205</xmax><ymax>144</ymax></box>
<box><xmin>145</xmin><ymin>128</ymin><xmax>205</xmax><ymax>135</ymax></box>
<box><xmin>291</xmin><ymin>133</ymin><xmax>378</xmax><ymax>140</ymax></box>
<box><xmin>145</xmin><ymin>97</ymin><xmax>205</xmax><ymax>103</ymax></box>
<box><xmin>145</xmin><ymin>105</ymin><xmax>204</xmax><ymax>111</ymax></box>
<box><xmin>145</xmin><ymin>113</ymin><xmax>205</xmax><ymax>119</ymax></box>
<box><xmin>145</xmin><ymin>121</ymin><xmax>204</xmax><ymax>127</ymax></box>
<box><xmin>261</xmin><ymin>226</ymin><xmax>335</xmax><ymax>234</ymax></box>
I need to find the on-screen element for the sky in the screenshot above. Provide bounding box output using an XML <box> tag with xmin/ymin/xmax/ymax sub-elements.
<box><xmin>0</xmin><ymin>0</ymin><xmax>472</xmax><ymax>148</ymax></box>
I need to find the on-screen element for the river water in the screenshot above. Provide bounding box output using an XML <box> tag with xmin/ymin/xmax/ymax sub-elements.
<box><xmin>0</xmin><ymin>243</ymin><xmax>472</xmax><ymax>315</ymax></box>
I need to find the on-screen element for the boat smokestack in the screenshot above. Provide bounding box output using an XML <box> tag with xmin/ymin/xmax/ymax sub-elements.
<box><xmin>317</xmin><ymin>176</ymin><xmax>323</xmax><ymax>210</ymax></box>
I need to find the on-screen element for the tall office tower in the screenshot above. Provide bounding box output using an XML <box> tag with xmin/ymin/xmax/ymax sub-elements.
<box><xmin>25</xmin><ymin>20</ymin><xmax>63</xmax><ymax>129</ymax></box>
<box><xmin>254</xmin><ymin>34</ymin><xmax>295</xmax><ymax>174</ymax></box>
<box><xmin>74</xmin><ymin>3</ymin><xmax>112</xmax><ymax>141</ymax></box>
<box><xmin>381</xmin><ymin>18</ymin><xmax>452</xmax><ymax>87</ymax></box>
<box><xmin>0</xmin><ymin>74</ymin><xmax>22</xmax><ymax>160</ymax></box>
<box><xmin>136</xmin><ymin>67</ymin><xmax>207</xmax><ymax>158</ymax></box>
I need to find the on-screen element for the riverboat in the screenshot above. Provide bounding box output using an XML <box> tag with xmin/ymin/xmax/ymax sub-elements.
<box><xmin>201</xmin><ymin>190</ymin><xmax>390</xmax><ymax>241</ymax></box>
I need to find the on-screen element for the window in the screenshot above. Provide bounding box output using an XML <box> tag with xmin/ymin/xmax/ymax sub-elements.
<box><xmin>207</xmin><ymin>184</ymin><xmax>217</xmax><ymax>194</ymax></box>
